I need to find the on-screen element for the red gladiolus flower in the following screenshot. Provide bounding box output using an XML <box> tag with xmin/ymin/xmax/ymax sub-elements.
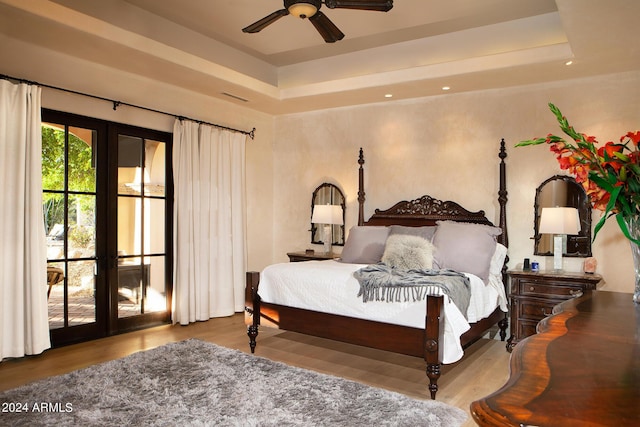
<box><xmin>557</xmin><ymin>154</ymin><xmax>578</xmax><ymax>170</ymax></box>
<box><xmin>584</xmin><ymin>182</ymin><xmax>610</xmax><ymax>211</ymax></box>
<box><xmin>570</xmin><ymin>164</ymin><xmax>590</xmax><ymax>183</ymax></box>
<box><xmin>596</xmin><ymin>142</ymin><xmax>625</xmax><ymax>172</ymax></box>
<box><xmin>598</xmin><ymin>141</ymin><xmax>623</xmax><ymax>158</ymax></box>
<box><xmin>550</xmin><ymin>143</ymin><xmax>566</xmax><ymax>155</ymax></box>
<box><xmin>622</xmin><ymin>131</ymin><xmax>640</xmax><ymax>146</ymax></box>
<box><xmin>584</xmin><ymin>134</ymin><xmax>598</xmax><ymax>143</ymax></box>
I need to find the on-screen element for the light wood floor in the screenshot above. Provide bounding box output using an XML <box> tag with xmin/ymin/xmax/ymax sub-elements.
<box><xmin>0</xmin><ymin>314</ymin><xmax>511</xmax><ymax>426</ymax></box>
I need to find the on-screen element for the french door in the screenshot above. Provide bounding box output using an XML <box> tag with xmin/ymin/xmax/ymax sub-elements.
<box><xmin>43</xmin><ymin>110</ymin><xmax>172</xmax><ymax>346</ymax></box>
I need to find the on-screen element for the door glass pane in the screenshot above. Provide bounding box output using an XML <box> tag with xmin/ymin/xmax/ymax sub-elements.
<box><xmin>117</xmin><ymin>196</ymin><xmax>141</xmax><ymax>257</ymax></box>
<box><xmin>46</xmin><ymin>219</ymin><xmax>65</xmax><ymax>260</ymax></box>
<box><xmin>149</xmin><ymin>198</ymin><xmax>165</xmax><ymax>253</ymax></box>
<box><xmin>68</xmin><ymin>194</ymin><xmax>96</xmax><ymax>258</ymax></box>
<box><xmin>67</xmin><ymin>126</ymin><xmax>96</xmax><ymax>192</ymax></box>
<box><xmin>117</xmin><ymin>262</ymin><xmax>147</xmax><ymax>317</ymax></box>
<box><xmin>118</xmin><ymin>135</ymin><xmax>143</xmax><ymax>170</ymax></box>
<box><xmin>67</xmin><ymin>260</ymin><xmax>96</xmax><ymax>326</ymax></box>
<box><xmin>47</xmin><ymin>262</ymin><xmax>66</xmax><ymax>329</ymax></box>
<box><xmin>42</xmin><ymin>124</ymin><xmax>65</xmax><ymax>192</ymax></box>
<box><xmin>146</xmin><ymin>257</ymin><xmax>166</xmax><ymax>313</ymax></box>
<box><xmin>117</xmin><ymin>257</ymin><xmax>166</xmax><ymax>317</ymax></box>
<box><xmin>48</xmin><ymin>261</ymin><xmax>96</xmax><ymax>329</ymax></box>
<box><xmin>145</xmin><ymin>140</ymin><xmax>165</xmax><ymax>196</ymax></box>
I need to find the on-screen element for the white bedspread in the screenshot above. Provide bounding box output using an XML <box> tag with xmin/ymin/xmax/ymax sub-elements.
<box><xmin>258</xmin><ymin>260</ymin><xmax>508</xmax><ymax>364</ymax></box>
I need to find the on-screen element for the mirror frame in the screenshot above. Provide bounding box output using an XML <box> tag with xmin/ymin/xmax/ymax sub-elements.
<box><xmin>310</xmin><ymin>183</ymin><xmax>346</xmax><ymax>246</ymax></box>
<box><xmin>534</xmin><ymin>175</ymin><xmax>592</xmax><ymax>257</ymax></box>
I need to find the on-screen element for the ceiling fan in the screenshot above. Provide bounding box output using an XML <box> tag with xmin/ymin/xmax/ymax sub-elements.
<box><xmin>242</xmin><ymin>0</ymin><xmax>394</xmax><ymax>43</ymax></box>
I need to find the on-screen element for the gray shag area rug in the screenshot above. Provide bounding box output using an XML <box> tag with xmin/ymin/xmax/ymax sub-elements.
<box><xmin>0</xmin><ymin>339</ymin><xmax>467</xmax><ymax>426</ymax></box>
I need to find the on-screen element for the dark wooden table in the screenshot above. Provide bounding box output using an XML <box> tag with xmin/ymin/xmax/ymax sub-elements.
<box><xmin>471</xmin><ymin>290</ymin><xmax>640</xmax><ymax>426</ymax></box>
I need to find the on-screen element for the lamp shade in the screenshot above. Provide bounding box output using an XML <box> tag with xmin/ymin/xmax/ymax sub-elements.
<box><xmin>539</xmin><ymin>207</ymin><xmax>580</xmax><ymax>235</ymax></box>
<box><xmin>311</xmin><ymin>204</ymin><xmax>343</xmax><ymax>225</ymax></box>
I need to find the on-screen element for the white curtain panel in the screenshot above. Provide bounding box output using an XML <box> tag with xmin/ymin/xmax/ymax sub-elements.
<box><xmin>172</xmin><ymin>119</ymin><xmax>247</xmax><ymax>325</ymax></box>
<box><xmin>0</xmin><ymin>80</ymin><xmax>50</xmax><ymax>359</ymax></box>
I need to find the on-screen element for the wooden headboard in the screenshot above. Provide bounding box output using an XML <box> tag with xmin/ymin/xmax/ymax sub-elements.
<box><xmin>356</xmin><ymin>140</ymin><xmax>508</xmax><ymax>248</ymax></box>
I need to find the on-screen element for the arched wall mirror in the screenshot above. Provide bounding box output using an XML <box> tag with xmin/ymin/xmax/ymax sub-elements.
<box><xmin>534</xmin><ymin>175</ymin><xmax>592</xmax><ymax>257</ymax></box>
<box><xmin>310</xmin><ymin>183</ymin><xmax>345</xmax><ymax>246</ymax></box>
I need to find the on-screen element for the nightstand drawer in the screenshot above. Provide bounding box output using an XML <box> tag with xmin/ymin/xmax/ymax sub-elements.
<box><xmin>517</xmin><ymin>280</ymin><xmax>583</xmax><ymax>299</ymax></box>
<box><xmin>516</xmin><ymin>297</ymin><xmax>557</xmax><ymax>321</ymax></box>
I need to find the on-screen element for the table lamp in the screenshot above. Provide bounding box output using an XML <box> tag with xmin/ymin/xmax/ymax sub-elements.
<box><xmin>311</xmin><ymin>204</ymin><xmax>343</xmax><ymax>254</ymax></box>
<box><xmin>539</xmin><ymin>207</ymin><xmax>580</xmax><ymax>271</ymax></box>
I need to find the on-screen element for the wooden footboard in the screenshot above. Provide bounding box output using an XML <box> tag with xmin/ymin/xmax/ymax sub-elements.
<box><xmin>246</xmin><ymin>270</ymin><xmax>451</xmax><ymax>399</ymax></box>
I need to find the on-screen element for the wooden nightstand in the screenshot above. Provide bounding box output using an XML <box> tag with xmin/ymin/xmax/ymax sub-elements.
<box><xmin>506</xmin><ymin>269</ymin><xmax>602</xmax><ymax>351</ymax></box>
<box><xmin>286</xmin><ymin>251</ymin><xmax>339</xmax><ymax>262</ymax></box>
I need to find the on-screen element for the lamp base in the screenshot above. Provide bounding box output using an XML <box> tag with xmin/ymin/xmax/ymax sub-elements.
<box><xmin>553</xmin><ymin>234</ymin><xmax>564</xmax><ymax>271</ymax></box>
<box><xmin>323</xmin><ymin>225</ymin><xmax>332</xmax><ymax>254</ymax></box>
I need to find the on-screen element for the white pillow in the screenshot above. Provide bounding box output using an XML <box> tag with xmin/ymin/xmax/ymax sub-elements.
<box><xmin>490</xmin><ymin>243</ymin><xmax>508</xmax><ymax>277</ymax></box>
<box><xmin>382</xmin><ymin>234</ymin><xmax>435</xmax><ymax>270</ymax></box>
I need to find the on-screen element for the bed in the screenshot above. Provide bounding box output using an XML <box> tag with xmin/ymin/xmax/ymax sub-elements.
<box><xmin>245</xmin><ymin>140</ymin><xmax>509</xmax><ymax>399</ymax></box>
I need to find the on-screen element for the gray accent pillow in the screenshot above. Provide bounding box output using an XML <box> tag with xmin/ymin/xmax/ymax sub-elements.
<box><xmin>382</xmin><ymin>234</ymin><xmax>435</xmax><ymax>270</ymax></box>
<box><xmin>432</xmin><ymin>221</ymin><xmax>502</xmax><ymax>282</ymax></box>
<box><xmin>340</xmin><ymin>226</ymin><xmax>389</xmax><ymax>264</ymax></box>
<box><xmin>389</xmin><ymin>225</ymin><xmax>437</xmax><ymax>241</ymax></box>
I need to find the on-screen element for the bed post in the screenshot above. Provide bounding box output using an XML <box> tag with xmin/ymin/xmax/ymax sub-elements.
<box><xmin>498</xmin><ymin>139</ymin><xmax>509</xmax><ymax>341</ymax></box>
<box><xmin>245</xmin><ymin>271</ymin><xmax>261</xmax><ymax>353</ymax></box>
<box><xmin>425</xmin><ymin>295</ymin><xmax>444</xmax><ymax>399</ymax></box>
<box><xmin>357</xmin><ymin>147</ymin><xmax>365</xmax><ymax>226</ymax></box>
<box><xmin>498</xmin><ymin>138</ymin><xmax>508</xmax><ymax>250</ymax></box>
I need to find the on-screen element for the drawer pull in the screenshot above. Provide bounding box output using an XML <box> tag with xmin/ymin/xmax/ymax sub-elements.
<box><xmin>569</xmin><ymin>289</ymin><xmax>583</xmax><ymax>298</ymax></box>
<box><xmin>529</xmin><ymin>286</ymin><xmax>535</xmax><ymax>292</ymax></box>
<box><xmin>542</xmin><ymin>308</ymin><xmax>552</xmax><ymax>316</ymax></box>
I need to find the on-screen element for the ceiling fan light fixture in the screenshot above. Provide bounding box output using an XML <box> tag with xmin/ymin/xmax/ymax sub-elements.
<box><xmin>244</xmin><ymin>0</ymin><xmax>393</xmax><ymax>42</ymax></box>
<box><xmin>286</xmin><ymin>0</ymin><xmax>321</xmax><ymax>19</ymax></box>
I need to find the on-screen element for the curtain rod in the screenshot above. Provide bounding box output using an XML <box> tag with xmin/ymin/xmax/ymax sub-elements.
<box><xmin>0</xmin><ymin>73</ymin><xmax>255</xmax><ymax>139</ymax></box>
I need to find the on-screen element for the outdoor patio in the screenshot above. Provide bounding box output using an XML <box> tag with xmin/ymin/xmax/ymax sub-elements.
<box><xmin>48</xmin><ymin>285</ymin><xmax>142</xmax><ymax>329</ymax></box>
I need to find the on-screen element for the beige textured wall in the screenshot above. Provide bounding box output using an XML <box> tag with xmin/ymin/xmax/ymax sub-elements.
<box><xmin>273</xmin><ymin>71</ymin><xmax>640</xmax><ymax>295</ymax></box>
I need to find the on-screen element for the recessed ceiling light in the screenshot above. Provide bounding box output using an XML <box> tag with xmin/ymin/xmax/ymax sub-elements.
<box><xmin>384</xmin><ymin>94</ymin><xmax>393</xmax><ymax>98</ymax></box>
<box><xmin>565</xmin><ymin>60</ymin><xmax>573</xmax><ymax>66</ymax></box>
<box><xmin>442</xmin><ymin>86</ymin><xmax>450</xmax><ymax>91</ymax></box>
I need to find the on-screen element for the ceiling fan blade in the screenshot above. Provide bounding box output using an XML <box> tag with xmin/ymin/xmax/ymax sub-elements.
<box><xmin>324</xmin><ymin>0</ymin><xmax>393</xmax><ymax>12</ymax></box>
<box><xmin>309</xmin><ymin>11</ymin><xmax>345</xmax><ymax>43</ymax></box>
<box><xmin>242</xmin><ymin>9</ymin><xmax>289</xmax><ymax>33</ymax></box>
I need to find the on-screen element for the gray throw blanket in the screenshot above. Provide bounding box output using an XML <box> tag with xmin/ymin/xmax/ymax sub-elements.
<box><xmin>354</xmin><ymin>263</ymin><xmax>471</xmax><ymax>317</ymax></box>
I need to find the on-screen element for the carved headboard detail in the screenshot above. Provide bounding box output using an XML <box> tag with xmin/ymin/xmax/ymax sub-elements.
<box><xmin>363</xmin><ymin>195</ymin><xmax>492</xmax><ymax>227</ymax></box>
